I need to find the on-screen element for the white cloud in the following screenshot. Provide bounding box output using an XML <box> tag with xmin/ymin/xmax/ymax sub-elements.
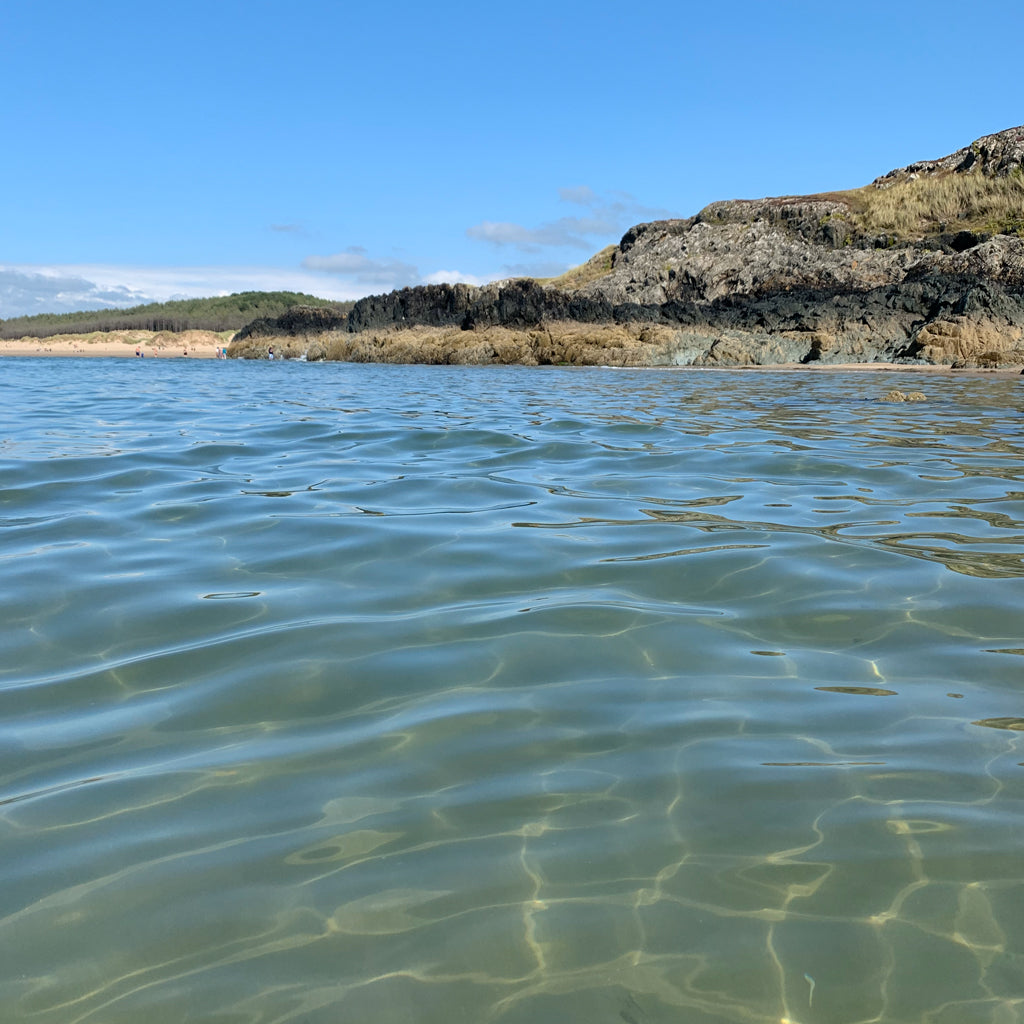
<box><xmin>466</xmin><ymin>188</ymin><xmax>675</xmax><ymax>253</ymax></box>
<box><xmin>0</xmin><ymin>263</ymin><xmax>367</xmax><ymax>319</ymax></box>
<box><xmin>302</xmin><ymin>247</ymin><xmax>501</xmax><ymax>293</ymax></box>
<box><xmin>0</xmin><ymin>268</ymin><xmax>147</xmax><ymax>318</ymax></box>
<box><xmin>420</xmin><ymin>269</ymin><xmax>491</xmax><ymax>286</ymax></box>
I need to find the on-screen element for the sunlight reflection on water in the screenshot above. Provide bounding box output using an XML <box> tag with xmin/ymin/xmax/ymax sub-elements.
<box><xmin>1</xmin><ymin>360</ymin><xmax>1023</xmax><ymax>1023</ymax></box>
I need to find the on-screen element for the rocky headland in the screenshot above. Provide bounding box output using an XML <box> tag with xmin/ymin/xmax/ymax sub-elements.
<box><xmin>230</xmin><ymin>127</ymin><xmax>1024</xmax><ymax>367</ymax></box>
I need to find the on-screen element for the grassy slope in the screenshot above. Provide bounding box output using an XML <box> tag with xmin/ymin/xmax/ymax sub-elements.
<box><xmin>533</xmin><ymin>245</ymin><xmax>618</xmax><ymax>291</ymax></box>
<box><xmin>845</xmin><ymin>170</ymin><xmax>1024</xmax><ymax>238</ymax></box>
<box><xmin>704</xmin><ymin>166</ymin><xmax>1024</xmax><ymax>244</ymax></box>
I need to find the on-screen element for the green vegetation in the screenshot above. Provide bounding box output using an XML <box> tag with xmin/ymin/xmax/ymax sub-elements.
<box><xmin>0</xmin><ymin>291</ymin><xmax>353</xmax><ymax>340</ymax></box>
<box><xmin>851</xmin><ymin>169</ymin><xmax>1024</xmax><ymax>238</ymax></box>
<box><xmin>534</xmin><ymin>245</ymin><xmax>617</xmax><ymax>291</ymax></box>
<box><xmin>694</xmin><ymin>165</ymin><xmax>1024</xmax><ymax>247</ymax></box>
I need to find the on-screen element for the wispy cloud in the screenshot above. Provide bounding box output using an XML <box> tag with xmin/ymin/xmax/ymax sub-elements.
<box><xmin>558</xmin><ymin>185</ymin><xmax>598</xmax><ymax>205</ymax></box>
<box><xmin>497</xmin><ymin>260</ymin><xmax>576</xmax><ymax>280</ymax></box>
<box><xmin>466</xmin><ymin>188</ymin><xmax>674</xmax><ymax>253</ymax></box>
<box><xmin>466</xmin><ymin>220</ymin><xmax>601</xmax><ymax>251</ymax></box>
<box><xmin>302</xmin><ymin>246</ymin><xmax>491</xmax><ymax>292</ymax></box>
<box><xmin>302</xmin><ymin>247</ymin><xmax>420</xmax><ymax>289</ymax></box>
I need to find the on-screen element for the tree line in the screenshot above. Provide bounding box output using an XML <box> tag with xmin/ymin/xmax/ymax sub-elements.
<box><xmin>0</xmin><ymin>291</ymin><xmax>353</xmax><ymax>339</ymax></box>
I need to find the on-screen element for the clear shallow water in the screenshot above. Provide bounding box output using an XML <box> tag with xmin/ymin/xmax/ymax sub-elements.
<box><xmin>2</xmin><ymin>358</ymin><xmax>1024</xmax><ymax>1024</ymax></box>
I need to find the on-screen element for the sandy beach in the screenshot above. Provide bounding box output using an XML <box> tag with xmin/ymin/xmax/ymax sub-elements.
<box><xmin>0</xmin><ymin>329</ymin><xmax>231</xmax><ymax>359</ymax></box>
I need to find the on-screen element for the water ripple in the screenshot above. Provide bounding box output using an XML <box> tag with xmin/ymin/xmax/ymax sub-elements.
<box><xmin>2</xmin><ymin>360</ymin><xmax>1024</xmax><ymax>1023</ymax></box>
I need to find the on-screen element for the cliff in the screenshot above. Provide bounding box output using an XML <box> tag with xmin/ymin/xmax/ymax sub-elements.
<box><xmin>230</xmin><ymin>127</ymin><xmax>1024</xmax><ymax>366</ymax></box>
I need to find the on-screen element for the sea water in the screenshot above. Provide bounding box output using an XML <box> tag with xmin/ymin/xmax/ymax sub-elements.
<box><xmin>2</xmin><ymin>358</ymin><xmax>1023</xmax><ymax>1024</ymax></box>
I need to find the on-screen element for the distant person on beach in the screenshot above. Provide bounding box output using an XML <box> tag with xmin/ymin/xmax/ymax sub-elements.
<box><xmin>135</xmin><ymin>347</ymin><xmax>143</xmax><ymax>357</ymax></box>
<box><xmin>268</xmin><ymin>347</ymin><xmax>275</xmax><ymax>360</ymax></box>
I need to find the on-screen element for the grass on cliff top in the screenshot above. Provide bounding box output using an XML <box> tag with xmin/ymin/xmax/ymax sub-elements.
<box><xmin>804</xmin><ymin>170</ymin><xmax>1024</xmax><ymax>241</ymax></box>
<box><xmin>534</xmin><ymin>245</ymin><xmax>617</xmax><ymax>290</ymax></box>
<box><xmin>701</xmin><ymin>167</ymin><xmax>1024</xmax><ymax>243</ymax></box>
<box><xmin>851</xmin><ymin>169</ymin><xmax>1024</xmax><ymax>237</ymax></box>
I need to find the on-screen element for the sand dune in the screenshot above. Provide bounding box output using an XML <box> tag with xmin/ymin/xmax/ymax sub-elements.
<box><xmin>0</xmin><ymin>329</ymin><xmax>230</xmax><ymax>359</ymax></box>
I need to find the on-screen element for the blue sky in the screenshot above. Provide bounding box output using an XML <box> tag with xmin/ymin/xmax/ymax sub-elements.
<box><xmin>2</xmin><ymin>0</ymin><xmax>1022</xmax><ymax>318</ymax></box>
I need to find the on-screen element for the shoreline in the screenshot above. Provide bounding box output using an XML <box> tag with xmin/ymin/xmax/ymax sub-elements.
<box><xmin>721</xmin><ymin>361</ymin><xmax>1024</xmax><ymax>374</ymax></box>
<box><xmin>2</xmin><ymin>335</ymin><xmax>1022</xmax><ymax>375</ymax></box>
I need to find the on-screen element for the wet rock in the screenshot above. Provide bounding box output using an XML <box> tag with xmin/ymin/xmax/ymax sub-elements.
<box><xmin>881</xmin><ymin>390</ymin><xmax>927</xmax><ymax>402</ymax></box>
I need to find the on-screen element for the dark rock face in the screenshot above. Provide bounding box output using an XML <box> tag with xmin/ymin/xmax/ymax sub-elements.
<box><xmin>234</xmin><ymin>304</ymin><xmax>350</xmax><ymax>340</ymax></box>
<box><xmin>343</xmin><ymin>280</ymin><xmax>616</xmax><ymax>332</ymax></box>
<box><xmin>345</xmin><ymin>283</ymin><xmax>477</xmax><ymax>331</ymax></box>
